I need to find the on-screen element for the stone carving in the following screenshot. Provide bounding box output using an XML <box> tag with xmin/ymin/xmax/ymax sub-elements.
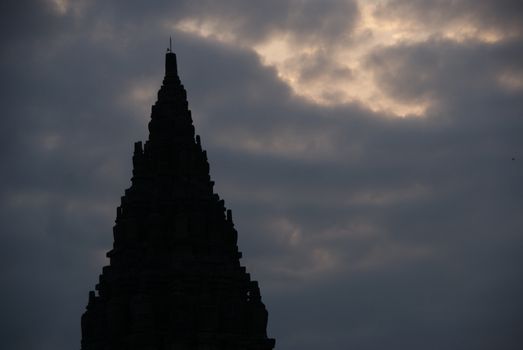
<box><xmin>81</xmin><ymin>48</ymin><xmax>275</xmax><ymax>350</ymax></box>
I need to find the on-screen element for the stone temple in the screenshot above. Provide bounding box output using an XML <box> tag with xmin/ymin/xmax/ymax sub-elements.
<box><xmin>81</xmin><ymin>46</ymin><xmax>275</xmax><ymax>350</ymax></box>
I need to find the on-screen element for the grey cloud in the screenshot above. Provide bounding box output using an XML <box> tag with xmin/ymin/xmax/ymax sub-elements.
<box><xmin>173</xmin><ymin>35</ymin><xmax>522</xmax><ymax>349</ymax></box>
<box><xmin>283</xmin><ymin>49</ymin><xmax>354</xmax><ymax>85</ymax></box>
<box><xmin>365</xmin><ymin>38</ymin><xmax>523</xmax><ymax>114</ymax></box>
<box><xmin>176</xmin><ymin>34</ymin><xmax>523</xmax><ymax>349</ymax></box>
<box><xmin>374</xmin><ymin>0</ymin><xmax>523</xmax><ymax>36</ymax></box>
<box><xmin>65</xmin><ymin>0</ymin><xmax>359</xmax><ymax>48</ymax></box>
<box><xmin>0</xmin><ymin>0</ymin><xmax>69</xmax><ymax>47</ymax></box>
<box><xmin>178</xmin><ymin>0</ymin><xmax>360</xmax><ymax>45</ymax></box>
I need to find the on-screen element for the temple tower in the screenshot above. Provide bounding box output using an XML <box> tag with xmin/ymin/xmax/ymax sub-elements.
<box><xmin>81</xmin><ymin>47</ymin><xmax>275</xmax><ymax>350</ymax></box>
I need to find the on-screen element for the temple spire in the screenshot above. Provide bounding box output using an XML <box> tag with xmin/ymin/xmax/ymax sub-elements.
<box><xmin>165</xmin><ymin>37</ymin><xmax>177</xmax><ymax>77</ymax></box>
<box><xmin>81</xmin><ymin>48</ymin><xmax>275</xmax><ymax>350</ymax></box>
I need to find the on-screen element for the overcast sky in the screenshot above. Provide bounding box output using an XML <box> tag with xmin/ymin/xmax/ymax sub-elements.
<box><xmin>1</xmin><ymin>1</ymin><xmax>522</xmax><ymax>349</ymax></box>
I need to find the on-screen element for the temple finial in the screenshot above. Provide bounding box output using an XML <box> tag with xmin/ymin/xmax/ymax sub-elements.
<box><xmin>167</xmin><ymin>37</ymin><xmax>172</xmax><ymax>53</ymax></box>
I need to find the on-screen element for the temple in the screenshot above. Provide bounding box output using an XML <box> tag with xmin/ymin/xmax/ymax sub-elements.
<box><xmin>81</xmin><ymin>47</ymin><xmax>275</xmax><ymax>350</ymax></box>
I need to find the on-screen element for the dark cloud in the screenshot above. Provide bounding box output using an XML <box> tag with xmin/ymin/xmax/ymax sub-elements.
<box><xmin>365</xmin><ymin>37</ymin><xmax>523</xmax><ymax>112</ymax></box>
<box><xmin>0</xmin><ymin>0</ymin><xmax>67</xmax><ymax>46</ymax></box>
<box><xmin>63</xmin><ymin>0</ymin><xmax>359</xmax><ymax>48</ymax></box>
<box><xmin>1</xmin><ymin>1</ymin><xmax>522</xmax><ymax>349</ymax></box>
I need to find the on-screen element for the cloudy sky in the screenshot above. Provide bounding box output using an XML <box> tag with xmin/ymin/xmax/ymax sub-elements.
<box><xmin>1</xmin><ymin>0</ymin><xmax>522</xmax><ymax>349</ymax></box>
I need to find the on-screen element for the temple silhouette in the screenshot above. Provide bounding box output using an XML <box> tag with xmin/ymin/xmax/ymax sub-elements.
<box><xmin>81</xmin><ymin>45</ymin><xmax>275</xmax><ymax>350</ymax></box>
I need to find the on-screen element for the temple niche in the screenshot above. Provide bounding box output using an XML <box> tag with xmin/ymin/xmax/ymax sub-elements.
<box><xmin>81</xmin><ymin>46</ymin><xmax>275</xmax><ymax>350</ymax></box>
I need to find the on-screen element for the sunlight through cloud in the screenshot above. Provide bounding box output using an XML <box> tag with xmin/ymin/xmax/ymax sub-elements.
<box><xmin>173</xmin><ymin>0</ymin><xmax>518</xmax><ymax>118</ymax></box>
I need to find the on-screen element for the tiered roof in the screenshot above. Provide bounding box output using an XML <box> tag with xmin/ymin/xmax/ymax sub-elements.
<box><xmin>81</xmin><ymin>47</ymin><xmax>275</xmax><ymax>350</ymax></box>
